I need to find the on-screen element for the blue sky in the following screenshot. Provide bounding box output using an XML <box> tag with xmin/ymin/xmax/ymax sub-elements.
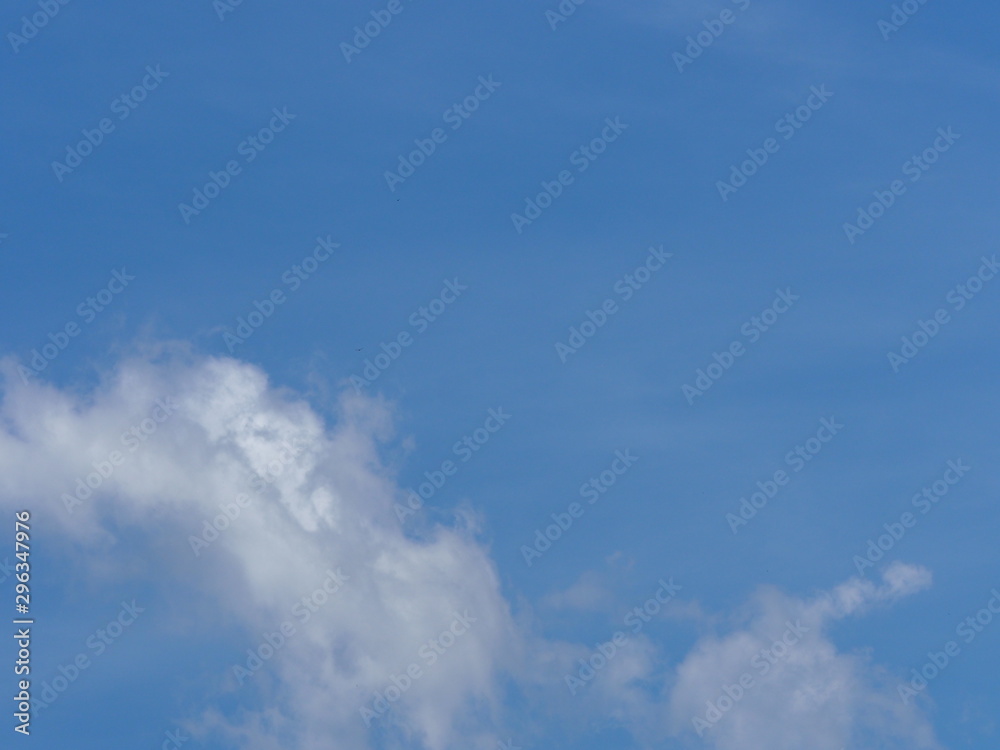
<box><xmin>2</xmin><ymin>0</ymin><xmax>999</xmax><ymax>748</ymax></box>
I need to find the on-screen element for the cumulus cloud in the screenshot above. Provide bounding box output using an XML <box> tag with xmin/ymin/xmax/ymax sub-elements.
<box><xmin>664</xmin><ymin>563</ymin><xmax>939</xmax><ymax>750</ymax></box>
<box><xmin>0</xmin><ymin>347</ymin><xmax>945</xmax><ymax>750</ymax></box>
<box><xmin>542</xmin><ymin>571</ymin><xmax>618</xmax><ymax>613</ymax></box>
<box><xmin>0</xmin><ymin>348</ymin><xmax>526</xmax><ymax>750</ymax></box>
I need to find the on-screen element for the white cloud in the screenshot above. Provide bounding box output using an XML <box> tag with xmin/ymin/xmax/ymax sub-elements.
<box><xmin>0</xmin><ymin>348</ymin><xmax>523</xmax><ymax>750</ymax></box>
<box><xmin>542</xmin><ymin>571</ymin><xmax>617</xmax><ymax>613</ymax></box>
<box><xmin>0</xmin><ymin>348</ymin><xmax>946</xmax><ymax>750</ymax></box>
<box><xmin>663</xmin><ymin>563</ymin><xmax>940</xmax><ymax>750</ymax></box>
